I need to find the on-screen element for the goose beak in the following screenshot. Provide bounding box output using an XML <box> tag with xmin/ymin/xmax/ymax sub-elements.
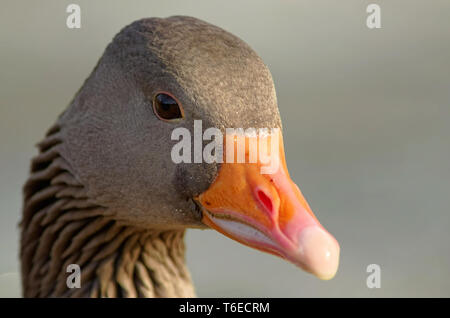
<box><xmin>196</xmin><ymin>130</ymin><xmax>340</xmax><ymax>280</ymax></box>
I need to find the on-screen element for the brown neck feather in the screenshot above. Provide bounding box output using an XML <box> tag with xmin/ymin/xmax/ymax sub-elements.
<box><xmin>20</xmin><ymin>124</ymin><xmax>195</xmax><ymax>297</ymax></box>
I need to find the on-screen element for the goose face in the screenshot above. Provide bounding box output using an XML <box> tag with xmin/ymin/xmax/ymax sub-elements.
<box><xmin>60</xmin><ymin>16</ymin><xmax>339</xmax><ymax>279</ymax></box>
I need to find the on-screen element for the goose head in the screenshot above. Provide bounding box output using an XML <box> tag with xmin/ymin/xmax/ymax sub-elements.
<box><xmin>52</xmin><ymin>16</ymin><xmax>339</xmax><ymax>280</ymax></box>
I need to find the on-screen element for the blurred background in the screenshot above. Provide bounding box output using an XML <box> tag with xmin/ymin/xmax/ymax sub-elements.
<box><xmin>1</xmin><ymin>0</ymin><xmax>449</xmax><ymax>297</ymax></box>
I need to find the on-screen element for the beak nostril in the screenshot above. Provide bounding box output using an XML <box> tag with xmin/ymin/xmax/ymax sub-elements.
<box><xmin>257</xmin><ymin>190</ymin><xmax>273</xmax><ymax>214</ymax></box>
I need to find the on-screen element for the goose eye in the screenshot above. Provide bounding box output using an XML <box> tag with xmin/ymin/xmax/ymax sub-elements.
<box><xmin>153</xmin><ymin>92</ymin><xmax>184</xmax><ymax>121</ymax></box>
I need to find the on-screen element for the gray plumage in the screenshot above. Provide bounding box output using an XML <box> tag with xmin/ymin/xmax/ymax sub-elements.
<box><xmin>21</xmin><ymin>16</ymin><xmax>282</xmax><ymax>297</ymax></box>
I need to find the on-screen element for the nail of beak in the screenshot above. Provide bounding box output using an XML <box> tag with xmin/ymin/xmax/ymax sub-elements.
<box><xmin>196</xmin><ymin>130</ymin><xmax>340</xmax><ymax>280</ymax></box>
<box><xmin>297</xmin><ymin>226</ymin><xmax>340</xmax><ymax>280</ymax></box>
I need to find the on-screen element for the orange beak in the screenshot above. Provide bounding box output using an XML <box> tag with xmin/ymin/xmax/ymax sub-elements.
<box><xmin>196</xmin><ymin>130</ymin><xmax>340</xmax><ymax>280</ymax></box>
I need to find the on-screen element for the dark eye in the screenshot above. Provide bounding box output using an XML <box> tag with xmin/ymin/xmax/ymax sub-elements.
<box><xmin>153</xmin><ymin>92</ymin><xmax>184</xmax><ymax>121</ymax></box>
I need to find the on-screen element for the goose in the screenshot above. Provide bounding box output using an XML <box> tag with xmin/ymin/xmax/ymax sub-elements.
<box><xmin>20</xmin><ymin>16</ymin><xmax>340</xmax><ymax>297</ymax></box>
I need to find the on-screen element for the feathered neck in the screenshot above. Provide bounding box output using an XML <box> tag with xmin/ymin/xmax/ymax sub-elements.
<box><xmin>20</xmin><ymin>124</ymin><xmax>195</xmax><ymax>297</ymax></box>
